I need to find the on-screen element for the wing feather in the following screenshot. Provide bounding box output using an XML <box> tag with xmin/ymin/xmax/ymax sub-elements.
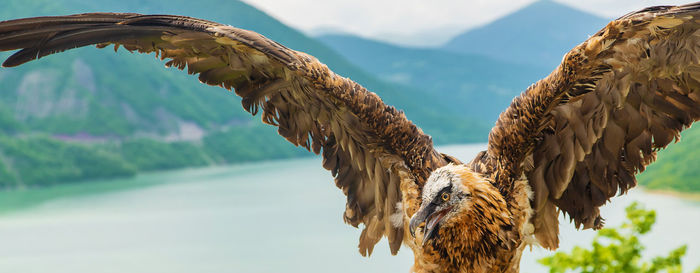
<box><xmin>0</xmin><ymin>13</ymin><xmax>450</xmax><ymax>255</ymax></box>
<box><xmin>473</xmin><ymin>3</ymin><xmax>700</xmax><ymax>249</ymax></box>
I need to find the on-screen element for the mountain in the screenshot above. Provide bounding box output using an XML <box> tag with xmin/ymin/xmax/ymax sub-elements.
<box><xmin>3</xmin><ymin>0</ymin><xmax>695</xmax><ymax>194</ymax></box>
<box><xmin>1</xmin><ymin>0</ymin><xmax>478</xmax><ymax>141</ymax></box>
<box><xmin>317</xmin><ymin>34</ymin><xmax>541</xmax><ymax>121</ymax></box>
<box><xmin>443</xmin><ymin>0</ymin><xmax>609</xmax><ymax>72</ymax></box>
<box><xmin>318</xmin><ymin>4</ymin><xmax>699</xmax><ymax>194</ymax></box>
<box><xmin>0</xmin><ymin>0</ymin><xmax>486</xmax><ymax>188</ymax></box>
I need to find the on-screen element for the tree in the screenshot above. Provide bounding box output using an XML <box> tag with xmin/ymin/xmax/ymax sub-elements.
<box><xmin>539</xmin><ymin>202</ymin><xmax>700</xmax><ymax>273</ymax></box>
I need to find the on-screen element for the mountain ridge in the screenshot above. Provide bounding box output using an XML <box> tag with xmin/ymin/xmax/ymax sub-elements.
<box><xmin>316</xmin><ymin>1</ymin><xmax>700</xmax><ymax>194</ymax></box>
<box><xmin>442</xmin><ymin>0</ymin><xmax>609</xmax><ymax>70</ymax></box>
<box><xmin>1</xmin><ymin>0</ymin><xmax>696</xmax><ymax>195</ymax></box>
<box><xmin>316</xmin><ymin>33</ymin><xmax>541</xmax><ymax>121</ymax></box>
<box><xmin>0</xmin><ymin>0</ymin><xmax>485</xmax><ymax>188</ymax></box>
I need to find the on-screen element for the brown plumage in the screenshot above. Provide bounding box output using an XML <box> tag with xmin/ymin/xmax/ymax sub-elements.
<box><xmin>1</xmin><ymin>3</ymin><xmax>699</xmax><ymax>272</ymax></box>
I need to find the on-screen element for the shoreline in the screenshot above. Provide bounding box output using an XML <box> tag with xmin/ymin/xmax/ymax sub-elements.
<box><xmin>640</xmin><ymin>187</ymin><xmax>700</xmax><ymax>201</ymax></box>
<box><xmin>2</xmin><ymin>150</ymin><xmax>698</xmax><ymax>209</ymax></box>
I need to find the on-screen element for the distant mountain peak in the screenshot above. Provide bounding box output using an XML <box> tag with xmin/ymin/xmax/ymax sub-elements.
<box><xmin>442</xmin><ymin>0</ymin><xmax>608</xmax><ymax>69</ymax></box>
<box><xmin>515</xmin><ymin>0</ymin><xmax>599</xmax><ymax>15</ymax></box>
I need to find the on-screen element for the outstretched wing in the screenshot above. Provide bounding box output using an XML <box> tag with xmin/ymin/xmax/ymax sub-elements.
<box><xmin>0</xmin><ymin>13</ymin><xmax>450</xmax><ymax>255</ymax></box>
<box><xmin>472</xmin><ymin>3</ymin><xmax>700</xmax><ymax>249</ymax></box>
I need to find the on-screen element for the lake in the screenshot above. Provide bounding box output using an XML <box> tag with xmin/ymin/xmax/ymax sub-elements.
<box><xmin>0</xmin><ymin>144</ymin><xmax>698</xmax><ymax>272</ymax></box>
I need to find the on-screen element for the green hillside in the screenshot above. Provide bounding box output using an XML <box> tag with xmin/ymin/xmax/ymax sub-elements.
<box><xmin>638</xmin><ymin>126</ymin><xmax>700</xmax><ymax>192</ymax></box>
<box><xmin>1</xmin><ymin>0</ymin><xmax>483</xmax><ymax>140</ymax></box>
<box><xmin>0</xmin><ymin>0</ymin><xmax>485</xmax><ymax>188</ymax></box>
<box><xmin>1</xmin><ymin>0</ymin><xmax>697</xmax><ymax>194</ymax></box>
<box><xmin>317</xmin><ymin>34</ymin><xmax>541</xmax><ymax>121</ymax></box>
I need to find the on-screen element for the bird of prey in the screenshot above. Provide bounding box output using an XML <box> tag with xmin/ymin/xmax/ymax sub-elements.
<box><xmin>1</xmin><ymin>3</ymin><xmax>699</xmax><ymax>273</ymax></box>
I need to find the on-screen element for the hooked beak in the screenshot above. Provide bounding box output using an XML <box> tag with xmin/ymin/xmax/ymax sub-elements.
<box><xmin>409</xmin><ymin>203</ymin><xmax>452</xmax><ymax>246</ymax></box>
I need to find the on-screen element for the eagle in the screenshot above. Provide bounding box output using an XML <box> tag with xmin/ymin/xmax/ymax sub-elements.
<box><xmin>1</xmin><ymin>3</ymin><xmax>699</xmax><ymax>273</ymax></box>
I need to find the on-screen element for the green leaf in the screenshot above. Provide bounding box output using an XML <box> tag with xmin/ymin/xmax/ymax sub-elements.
<box><xmin>539</xmin><ymin>202</ymin><xmax>693</xmax><ymax>273</ymax></box>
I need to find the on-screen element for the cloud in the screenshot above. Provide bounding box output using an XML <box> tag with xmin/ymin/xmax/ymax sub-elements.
<box><xmin>242</xmin><ymin>0</ymin><xmax>693</xmax><ymax>46</ymax></box>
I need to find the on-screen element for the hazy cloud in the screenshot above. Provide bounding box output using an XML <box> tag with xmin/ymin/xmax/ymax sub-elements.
<box><xmin>242</xmin><ymin>0</ymin><xmax>692</xmax><ymax>46</ymax></box>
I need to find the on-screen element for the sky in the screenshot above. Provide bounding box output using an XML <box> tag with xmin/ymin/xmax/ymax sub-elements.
<box><xmin>241</xmin><ymin>0</ymin><xmax>693</xmax><ymax>46</ymax></box>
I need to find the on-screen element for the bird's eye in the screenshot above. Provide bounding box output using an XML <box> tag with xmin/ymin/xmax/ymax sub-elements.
<box><xmin>441</xmin><ymin>192</ymin><xmax>450</xmax><ymax>202</ymax></box>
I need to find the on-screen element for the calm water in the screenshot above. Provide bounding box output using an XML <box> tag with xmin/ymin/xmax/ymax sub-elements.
<box><xmin>0</xmin><ymin>144</ymin><xmax>698</xmax><ymax>273</ymax></box>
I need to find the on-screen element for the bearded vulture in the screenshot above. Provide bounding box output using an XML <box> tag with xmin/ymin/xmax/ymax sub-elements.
<box><xmin>1</xmin><ymin>3</ymin><xmax>700</xmax><ymax>273</ymax></box>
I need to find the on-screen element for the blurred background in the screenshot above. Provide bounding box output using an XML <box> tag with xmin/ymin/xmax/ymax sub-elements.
<box><xmin>0</xmin><ymin>0</ymin><xmax>698</xmax><ymax>272</ymax></box>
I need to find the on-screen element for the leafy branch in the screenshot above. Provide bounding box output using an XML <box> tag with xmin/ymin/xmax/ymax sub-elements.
<box><xmin>540</xmin><ymin>202</ymin><xmax>698</xmax><ymax>273</ymax></box>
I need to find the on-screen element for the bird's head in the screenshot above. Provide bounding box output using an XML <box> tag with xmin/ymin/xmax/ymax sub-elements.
<box><xmin>409</xmin><ymin>164</ymin><xmax>511</xmax><ymax>247</ymax></box>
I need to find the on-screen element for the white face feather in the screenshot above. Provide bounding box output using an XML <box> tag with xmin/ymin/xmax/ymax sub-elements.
<box><xmin>422</xmin><ymin>164</ymin><xmax>470</xmax><ymax>203</ymax></box>
<box><xmin>410</xmin><ymin>164</ymin><xmax>481</xmax><ymax>242</ymax></box>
